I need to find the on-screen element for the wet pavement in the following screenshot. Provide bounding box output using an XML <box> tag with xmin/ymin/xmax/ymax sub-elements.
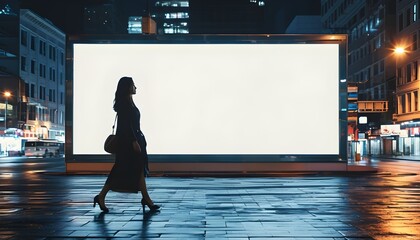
<box><xmin>0</xmin><ymin>157</ymin><xmax>419</xmax><ymax>239</ymax></box>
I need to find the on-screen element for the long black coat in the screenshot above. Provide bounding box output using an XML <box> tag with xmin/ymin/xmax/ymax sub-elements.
<box><xmin>105</xmin><ymin>102</ymin><xmax>148</xmax><ymax>193</ymax></box>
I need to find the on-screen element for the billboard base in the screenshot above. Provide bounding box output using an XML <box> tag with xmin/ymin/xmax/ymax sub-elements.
<box><xmin>65</xmin><ymin>162</ymin><xmax>375</xmax><ymax>175</ymax></box>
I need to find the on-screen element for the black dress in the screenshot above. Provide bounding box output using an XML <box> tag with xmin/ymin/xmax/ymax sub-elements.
<box><xmin>105</xmin><ymin>102</ymin><xmax>148</xmax><ymax>193</ymax></box>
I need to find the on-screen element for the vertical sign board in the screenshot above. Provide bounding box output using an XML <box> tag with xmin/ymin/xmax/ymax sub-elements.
<box><xmin>67</xmin><ymin>35</ymin><xmax>347</xmax><ymax>164</ymax></box>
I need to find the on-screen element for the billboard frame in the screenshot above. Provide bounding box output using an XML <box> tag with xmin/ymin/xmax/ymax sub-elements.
<box><xmin>65</xmin><ymin>34</ymin><xmax>348</xmax><ymax>172</ymax></box>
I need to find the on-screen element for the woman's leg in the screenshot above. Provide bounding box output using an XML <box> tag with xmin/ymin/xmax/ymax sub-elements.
<box><xmin>139</xmin><ymin>170</ymin><xmax>153</xmax><ymax>204</ymax></box>
<box><xmin>98</xmin><ymin>184</ymin><xmax>110</xmax><ymax>206</ymax></box>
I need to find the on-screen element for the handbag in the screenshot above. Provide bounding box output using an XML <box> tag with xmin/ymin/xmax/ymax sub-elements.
<box><xmin>104</xmin><ymin>114</ymin><xmax>118</xmax><ymax>154</ymax></box>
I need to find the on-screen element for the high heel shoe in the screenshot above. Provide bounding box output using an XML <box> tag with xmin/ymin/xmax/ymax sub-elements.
<box><xmin>93</xmin><ymin>195</ymin><xmax>109</xmax><ymax>213</ymax></box>
<box><xmin>141</xmin><ymin>198</ymin><xmax>160</xmax><ymax>212</ymax></box>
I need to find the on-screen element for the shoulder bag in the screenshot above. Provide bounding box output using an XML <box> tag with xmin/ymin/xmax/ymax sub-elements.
<box><xmin>104</xmin><ymin>114</ymin><xmax>118</xmax><ymax>154</ymax></box>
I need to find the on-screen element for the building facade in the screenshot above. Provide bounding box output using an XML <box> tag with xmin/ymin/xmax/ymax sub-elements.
<box><xmin>83</xmin><ymin>0</ymin><xmax>190</xmax><ymax>35</ymax></box>
<box><xmin>150</xmin><ymin>0</ymin><xmax>190</xmax><ymax>34</ymax></box>
<box><xmin>394</xmin><ymin>0</ymin><xmax>420</xmax><ymax>154</ymax></box>
<box><xmin>321</xmin><ymin>0</ymin><xmax>397</xmax><ymax>156</ymax></box>
<box><xmin>19</xmin><ymin>9</ymin><xmax>65</xmax><ymax>140</ymax></box>
<box><xmin>285</xmin><ymin>15</ymin><xmax>326</xmax><ymax>34</ymax></box>
<box><xmin>0</xmin><ymin>5</ymin><xmax>20</xmax><ymax>134</ymax></box>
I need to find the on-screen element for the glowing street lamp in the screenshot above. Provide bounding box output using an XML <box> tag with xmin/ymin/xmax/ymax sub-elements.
<box><xmin>394</xmin><ymin>46</ymin><xmax>406</xmax><ymax>55</ymax></box>
<box><xmin>4</xmin><ymin>91</ymin><xmax>11</xmax><ymax>130</ymax></box>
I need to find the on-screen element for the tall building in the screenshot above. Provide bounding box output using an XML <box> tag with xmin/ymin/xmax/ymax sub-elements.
<box><xmin>83</xmin><ymin>0</ymin><xmax>190</xmax><ymax>35</ymax></box>
<box><xmin>0</xmin><ymin>4</ymin><xmax>23</xmax><ymax>135</ymax></box>
<box><xmin>322</xmin><ymin>0</ymin><xmax>397</xmax><ymax>156</ymax></box>
<box><xmin>150</xmin><ymin>0</ymin><xmax>190</xmax><ymax>34</ymax></box>
<box><xmin>0</xmin><ymin>9</ymin><xmax>66</xmax><ymax>140</ymax></box>
<box><xmin>394</xmin><ymin>0</ymin><xmax>420</xmax><ymax>154</ymax></box>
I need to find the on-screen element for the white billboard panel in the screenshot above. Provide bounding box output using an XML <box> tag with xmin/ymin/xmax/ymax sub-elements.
<box><xmin>73</xmin><ymin>44</ymin><xmax>339</xmax><ymax>155</ymax></box>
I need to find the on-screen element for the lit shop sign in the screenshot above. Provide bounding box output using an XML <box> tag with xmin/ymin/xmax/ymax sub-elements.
<box><xmin>380</xmin><ymin>125</ymin><xmax>404</xmax><ymax>136</ymax></box>
<box><xmin>358</xmin><ymin>116</ymin><xmax>367</xmax><ymax>124</ymax></box>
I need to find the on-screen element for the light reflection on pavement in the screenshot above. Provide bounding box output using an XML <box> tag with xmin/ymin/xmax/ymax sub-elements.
<box><xmin>0</xmin><ymin>156</ymin><xmax>419</xmax><ymax>239</ymax></box>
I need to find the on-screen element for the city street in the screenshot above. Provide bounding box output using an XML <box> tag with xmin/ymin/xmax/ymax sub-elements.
<box><xmin>0</xmin><ymin>157</ymin><xmax>419</xmax><ymax>239</ymax></box>
<box><xmin>2</xmin><ymin>1</ymin><xmax>420</xmax><ymax>239</ymax></box>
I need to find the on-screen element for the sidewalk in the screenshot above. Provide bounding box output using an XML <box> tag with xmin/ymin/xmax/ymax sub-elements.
<box><xmin>372</xmin><ymin>154</ymin><xmax>420</xmax><ymax>161</ymax></box>
<box><xmin>348</xmin><ymin>154</ymin><xmax>420</xmax><ymax>165</ymax></box>
<box><xmin>1</xmin><ymin>167</ymin><xmax>420</xmax><ymax>239</ymax></box>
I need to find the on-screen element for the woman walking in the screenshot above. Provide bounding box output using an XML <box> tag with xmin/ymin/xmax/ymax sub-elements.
<box><xmin>94</xmin><ymin>76</ymin><xmax>160</xmax><ymax>213</ymax></box>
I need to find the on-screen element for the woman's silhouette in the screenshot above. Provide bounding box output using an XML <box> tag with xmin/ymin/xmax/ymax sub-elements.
<box><xmin>94</xmin><ymin>76</ymin><xmax>160</xmax><ymax>213</ymax></box>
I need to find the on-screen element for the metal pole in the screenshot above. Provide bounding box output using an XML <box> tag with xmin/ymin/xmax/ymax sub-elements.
<box><xmin>4</xmin><ymin>99</ymin><xmax>7</xmax><ymax>130</ymax></box>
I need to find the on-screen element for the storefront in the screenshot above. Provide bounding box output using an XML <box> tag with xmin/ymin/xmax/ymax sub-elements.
<box><xmin>398</xmin><ymin>124</ymin><xmax>420</xmax><ymax>156</ymax></box>
<box><xmin>351</xmin><ymin>124</ymin><xmax>420</xmax><ymax>157</ymax></box>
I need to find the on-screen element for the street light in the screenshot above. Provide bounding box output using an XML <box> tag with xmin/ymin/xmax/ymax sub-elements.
<box><xmin>394</xmin><ymin>46</ymin><xmax>407</xmax><ymax>55</ymax></box>
<box><xmin>393</xmin><ymin>45</ymin><xmax>411</xmax><ymax>155</ymax></box>
<box><xmin>4</xmin><ymin>91</ymin><xmax>11</xmax><ymax>130</ymax></box>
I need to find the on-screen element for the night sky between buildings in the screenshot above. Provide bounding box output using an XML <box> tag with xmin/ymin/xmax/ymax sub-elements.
<box><xmin>16</xmin><ymin>0</ymin><xmax>321</xmax><ymax>34</ymax></box>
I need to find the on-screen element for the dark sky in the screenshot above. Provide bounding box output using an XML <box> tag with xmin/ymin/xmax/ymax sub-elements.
<box><xmin>16</xmin><ymin>0</ymin><xmax>320</xmax><ymax>34</ymax></box>
<box><xmin>18</xmin><ymin>0</ymin><xmax>113</xmax><ymax>34</ymax></box>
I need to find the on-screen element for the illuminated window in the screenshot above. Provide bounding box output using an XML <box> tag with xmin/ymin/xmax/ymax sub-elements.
<box><xmin>163</xmin><ymin>23</ymin><xmax>189</xmax><ymax>34</ymax></box>
<box><xmin>165</xmin><ymin>12</ymin><xmax>189</xmax><ymax>19</ymax></box>
<box><xmin>128</xmin><ymin>16</ymin><xmax>142</xmax><ymax>34</ymax></box>
<box><xmin>164</xmin><ymin>28</ymin><xmax>174</xmax><ymax>34</ymax></box>
<box><xmin>156</xmin><ymin>1</ymin><xmax>189</xmax><ymax>7</ymax></box>
<box><xmin>414</xmin><ymin>4</ymin><xmax>417</xmax><ymax>22</ymax></box>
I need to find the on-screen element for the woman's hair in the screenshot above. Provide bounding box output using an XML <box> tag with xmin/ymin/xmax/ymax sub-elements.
<box><xmin>113</xmin><ymin>76</ymin><xmax>134</xmax><ymax>111</ymax></box>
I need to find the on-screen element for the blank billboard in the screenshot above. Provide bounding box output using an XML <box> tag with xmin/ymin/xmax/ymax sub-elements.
<box><xmin>73</xmin><ymin>44</ymin><xmax>339</xmax><ymax>155</ymax></box>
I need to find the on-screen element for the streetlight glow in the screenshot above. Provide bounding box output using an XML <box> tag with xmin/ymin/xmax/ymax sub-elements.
<box><xmin>4</xmin><ymin>91</ymin><xmax>11</xmax><ymax>97</ymax></box>
<box><xmin>394</xmin><ymin>47</ymin><xmax>405</xmax><ymax>54</ymax></box>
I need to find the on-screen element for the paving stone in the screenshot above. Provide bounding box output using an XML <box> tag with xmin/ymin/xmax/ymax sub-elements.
<box><xmin>1</xmin><ymin>158</ymin><xmax>420</xmax><ymax>239</ymax></box>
